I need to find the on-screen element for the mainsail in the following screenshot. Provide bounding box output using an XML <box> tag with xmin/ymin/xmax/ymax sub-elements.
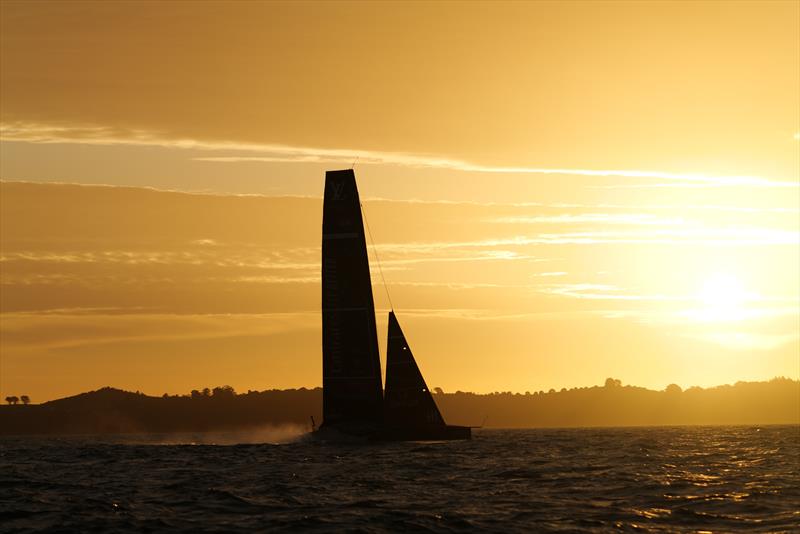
<box><xmin>321</xmin><ymin>169</ymin><xmax>383</xmax><ymax>429</ymax></box>
<box><xmin>383</xmin><ymin>311</ymin><xmax>445</xmax><ymax>428</ymax></box>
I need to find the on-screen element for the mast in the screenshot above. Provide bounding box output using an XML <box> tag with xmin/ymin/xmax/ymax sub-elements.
<box><xmin>321</xmin><ymin>169</ymin><xmax>384</xmax><ymax>429</ymax></box>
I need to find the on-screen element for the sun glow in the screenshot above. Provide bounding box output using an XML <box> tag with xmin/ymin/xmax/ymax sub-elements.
<box><xmin>699</xmin><ymin>274</ymin><xmax>747</xmax><ymax>308</ymax></box>
<box><xmin>690</xmin><ymin>273</ymin><xmax>758</xmax><ymax>322</ymax></box>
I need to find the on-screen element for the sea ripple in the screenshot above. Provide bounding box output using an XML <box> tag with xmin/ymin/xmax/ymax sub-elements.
<box><xmin>1</xmin><ymin>426</ymin><xmax>798</xmax><ymax>532</ymax></box>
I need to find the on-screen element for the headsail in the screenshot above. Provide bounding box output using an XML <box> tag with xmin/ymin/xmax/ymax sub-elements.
<box><xmin>321</xmin><ymin>169</ymin><xmax>383</xmax><ymax>429</ymax></box>
<box><xmin>383</xmin><ymin>311</ymin><xmax>445</xmax><ymax>428</ymax></box>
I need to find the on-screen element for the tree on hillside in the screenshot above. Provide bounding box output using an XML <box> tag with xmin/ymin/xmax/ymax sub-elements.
<box><xmin>665</xmin><ymin>384</ymin><xmax>682</xmax><ymax>394</ymax></box>
<box><xmin>212</xmin><ymin>385</ymin><xmax>236</xmax><ymax>398</ymax></box>
<box><xmin>605</xmin><ymin>378</ymin><xmax>622</xmax><ymax>388</ymax></box>
<box><xmin>20</xmin><ymin>395</ymin><xmax>30</xmax><ymax>405</ymax></box>
<box><xmin>5</xmin><ymin>396</ymin><xmax>19</xmax><ymax>405</ymax></box>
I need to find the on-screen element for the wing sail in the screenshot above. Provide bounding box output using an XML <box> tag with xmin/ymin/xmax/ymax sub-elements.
<box><xmin>321</xmin><ymin>169</ymin><xmax>383</xmax><ymax>428</ymax></box>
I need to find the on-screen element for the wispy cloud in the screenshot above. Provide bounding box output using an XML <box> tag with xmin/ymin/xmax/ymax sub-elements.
<box><xmin>0</xmin><ymin>311</ymin><xmax>317</xmax><ymax>350</ymax></box>
<box><xmin>690</xmin><ymin>332</ymin><xmax>799</xmax><ymax>351</ymax></box>
<box><xmin>492</xmin><ymin>213</ymin><xmax>687</xmax><ymax>226</ymax></box>
<box><xmin>2</xmin><ymin>121</ymin><xmax>795</xmax><ymax>188</ymax></box>
<box><xmin>373</xmin><ymin>226</ymin><xmax>798</xmax><ymax>250</ymax></box>
<box><xmin>365</xmin><ymin>198</ymin><xmax>799</xmax><ymax>213</ymax></box>
<box><xmin>539</xmin><ymin>283</ymin><xmax>684</xmax><ymax>302</ymax></box>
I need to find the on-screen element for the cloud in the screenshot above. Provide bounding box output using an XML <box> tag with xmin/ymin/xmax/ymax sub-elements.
<box><xmin>373</xmin><ymin>226</ymin><xmax>798</xmax><ymax>250</ymax></box>
<box><xmin>2</xmin><ymin>121</ymin><xmax>796</xmax><ymax>188</ymax></box>
<box><xmin>191</xmin><ymin>238</ymin><xmax>219</xmax><ymax>246</ymax></box>
<box><xmin>362</xmin><ymin>198</ymin><xmax>799</xmax><ymax>213</ymax></box>
<box><xmin>539</xmin><ymin>284</ymin><xmax>799</xmax><ymax>307</ymax></box>
<box><xmin>0</xmin><ymin>311</ymin><xmax>317</xmax><ymax>350</ymax></box>
<box><xmin>679</xmin><ymin>306</ymin><xmax>800</xmax><ymax>323</ymax></box>
<box><xmin>690</xmin><ymin>332</ymin><xmax>800</xmax><ymax>351</ymax></box>
<box><xmin>539</xmin><ymin>283</ymin><xmax>683</xmax><ymax>302</ymax></box>
<box><xmin>492</xmin><ymin>213</ymin><xmax>687</xmax><ymax>225</ymax></box>
<box><xmin>2</xmin><ymin>180</ymin><xmax>796</xmax><ymax>332</ymax></box>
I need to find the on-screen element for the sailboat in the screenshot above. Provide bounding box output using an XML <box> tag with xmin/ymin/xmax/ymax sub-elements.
<box><xmin>316</xmin><ymin>169</ymin><xmax>471</xmax><ymax>441</ymax></box>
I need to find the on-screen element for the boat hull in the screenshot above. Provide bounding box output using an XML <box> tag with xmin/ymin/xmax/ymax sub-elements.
<box><xmin>312</xmin><ymin>424</ymin><xmax>471</xmax><ymax>442</ymax></box>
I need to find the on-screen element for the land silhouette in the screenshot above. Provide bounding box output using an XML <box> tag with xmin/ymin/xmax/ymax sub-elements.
<box><xmin>0</xmin><ymin>377</ymin><xmax>797</xmax><ymax>436</ymax></box>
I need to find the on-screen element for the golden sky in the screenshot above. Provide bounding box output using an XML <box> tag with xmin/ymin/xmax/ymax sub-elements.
<box><xmin>1</xmin><ymin>1</ymin><xmax>798</xmax><ymax>401</ymax></box>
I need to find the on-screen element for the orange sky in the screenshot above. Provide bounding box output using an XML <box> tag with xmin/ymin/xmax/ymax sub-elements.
<box><xmin>1</xmin><ymin>1</ymin><xmax>798</xmax><ymax>402</ymax></box>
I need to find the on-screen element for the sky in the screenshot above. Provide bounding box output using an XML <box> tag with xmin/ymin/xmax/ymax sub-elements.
<box><xmin>1</xmin><ymin>0</ymin><xmax>798</xmax><ymax>402</ymax></box>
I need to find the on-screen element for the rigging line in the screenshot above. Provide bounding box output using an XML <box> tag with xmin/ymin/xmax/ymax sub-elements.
<box><xmin>361</xmin><ymin>201</ymin><xmax>394</xmax><ymax>311</ymax></box>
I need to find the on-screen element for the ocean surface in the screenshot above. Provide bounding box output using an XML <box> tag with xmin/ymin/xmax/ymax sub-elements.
<box><xmin>1</xmin><ymin>426</ymin><xmax>798</xmax><ymax>532</ymax></box>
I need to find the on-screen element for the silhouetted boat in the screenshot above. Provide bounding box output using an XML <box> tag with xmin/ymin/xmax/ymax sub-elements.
<box><xmin>315</xmin><ymin>169</ymin><xmax>470</xmax><ymax>441</ymax></box>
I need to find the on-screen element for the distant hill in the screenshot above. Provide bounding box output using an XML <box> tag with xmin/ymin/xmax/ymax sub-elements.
<box><xmin>436</xmin><ymin>377</ymin><xmax>800</xmax><ymax>428</ymax></box>
<box><xmin>0</xmin><ymin>378</ymin><xmax>797</xmax><ymax>436</ymax></box>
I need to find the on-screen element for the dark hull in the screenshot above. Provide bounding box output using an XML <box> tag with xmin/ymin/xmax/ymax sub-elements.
<box><xmin>313</xmin><ymin>424</ymin><xmax>471</xmax><ymax>442</ymax></box>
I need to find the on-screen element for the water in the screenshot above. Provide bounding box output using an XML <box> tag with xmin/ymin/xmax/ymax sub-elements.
<box><xmin>1</xmin><ymin>426</ymin><xmax>798</xmax><ymax>532</ymax></box>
